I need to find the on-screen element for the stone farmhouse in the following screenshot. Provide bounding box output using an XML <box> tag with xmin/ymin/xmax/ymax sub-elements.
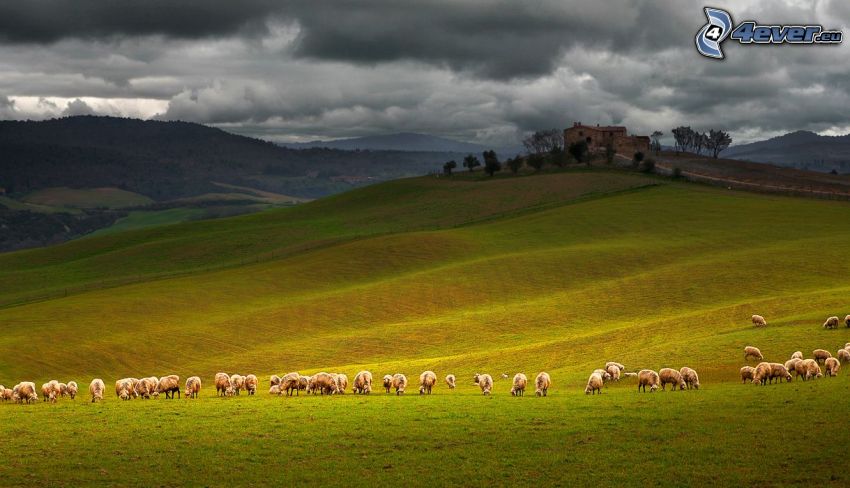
<box><xmin>564</xmin><ymin>122</ymin><xmax>650</xmax><ymax>157</ymax></box>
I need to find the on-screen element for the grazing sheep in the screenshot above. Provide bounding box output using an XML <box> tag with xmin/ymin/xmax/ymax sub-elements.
<box><xmin>585</xmin><ymin>372</ymin><xmax>604</xmax><ymax>395</ymax></box>
<box><xmin>813</xmin><ymin>349</ymin><xmax>832</xmax><ymax>364</ymax></box>
<box><xmin>136</xmin><ymin>377</ymin><xmax>157</xmax><ymax>399</ymax></box>
<box><xmin>637</xmin><ymin>370</ymin><xmax>660</xmax><ymax>392</ymax></box>
<box><xmin>510</xmin><ymin>373</ymin><xmax>528</xmax><ymax>397</ymax></box>
<box><xmin>334</xmin><ymin>374</ymin><xmax>349</xmax><ymax>394</ymax></box>
<box><xmin>501</xmin><ymin>373</ymin><xmax>509</xmax><ymax>380</ymax></box>
<box><xmin>298</xmin><ymin>376</ymin><xmax>309</xmax><ymax>393</ymax></box>
<box><xmin>605</xmin><ymin>362</ymin><xmax>625</xmax><ymax>372</ymax></box>
<box><xmin>659</xmin><ymin>368</ymin><xmax>687</xmax><ymax>391</ymax></box>
<box><xmin>89</xmin><ymin>379</ymin><xmax>105</xmax><ymax>403</ymax></box>
<box><xmin>128</xmin><ymin>378</ymin><xmax>140</xmax><ymax>398</ymax></box>
<box><xmin>156</xmin><ymin>375</ymin><xmax>181</xmax><ymax>399</ymax></box>
<box><xmin>391</xmin><ymin>374</ymin><xmax>408</xmax><ymax>395</ymax></box>
<box><xmin>382</xmin><ymin>375</ymin><xmax>393</xmax><ymax>394</ymax></box>
<box><xmin>353</xmin><ymin>371</ymin><xmax>373</xmax><ymax>394</ymax></box>
<box><xmin>58</xmin><ymin>383</ymin><xmax>68</xmax><ymax>398</ymax></box>
<box><xmin>535</xmin><ymin>372</ymin><xmax>551</xmax><ymax>397</ymax></box>
<box><xmin>1</xmin><ymin>388</ymin><xmax>12</xmax><ymax>401</ymax></box>
<box><xmin>115</xmin><ymin>378</ymin><xmax>134</xmax><ymax>400</ymax></box>
<box><xmin>269</xmin><ymin>385</ymin><xmax>281</xmax><ymax>395</ymax></box>
<box><xmin>312</xmin><ymin>372</ymin><xmax>339</xmax><ymax>395</ymax></box>
<box><xmin>837</xmin><ymin>348</ymin><xmax>850</xmax><ymax>364</ymax></box>
<box><xmin>791</xmin><ymin>351</ymin><xmax>803</xmax><ymax>360</ymax></box>
<box><xmin>622</xmin><ymin>372</ymin><xmax>638</xmax><ymax>378</ymax></box>
<box><xmin>66</xmin><ymin>381</ymin><xmax>78</xmax><ymax>400</ymax></box>
<box><xmin>42</xmin><ymin>380</ymin><xmax>60</xmax><ymax>403</ymax></box>
<box><xmin>679</xmin><ymin>367</ymin><xmax>700</xmax><ymax>390</ymax></box>
<box><xmin>606</xmin><ymin>365</ymin><xmax>621</xmax><ymax>382</ymax></box>
<box><xmin>752</xmin><ymin>362</ymin><xmax>772</xmax><ymax>385</ymax></box>
<box><xmin>445</xmin><ymin>374</ymin><xmax>456</xmax><ymax>389</ymax></box>
<box><xmin>785</xmin><ymin>358</ymin><xmax>802</xmax><ymax>378</ymax></box>
<box><xmin>823</xmin><ymin>316</ymin><xmax>840</xmax><ymax>329</ymax></box>
<box><xmin>796</xmin><ymin>359</ymin><xmax>822</xmax><ymax>381</ymax></box>
<box><xmin>844</xmin><ymin>315</ymin><xmax>850</xmax><ymax>328</ymax></box>
<box><xmin>16</xmin><ymin>382</ymin><xmax>37</xmax><ymax>404</ymax></box>
<box><xmin>740</xmin><ymin>366</ymin><xmax>756</xmax><ymax>383</ymax></box>
<box><xmin>244</xmin><ymin>374</ymin><xmax>258</xmax><ymax>395</ymax></box>
<box><xmin>184</xmin><ymin>376</ymin><xmax>201</xmax><ymax>399</ymax></box>
<box><xmin>752</xmin><ymin>315</ymin><xmax>767</xmax><ymax>327</ymax></box>
<box><xmin>270</xmin><ymin>375</ymin><xmax>281</xmax><ymax>387</ymax></box>
<box><xmin>280</xmin><ymin>372</ymin><xmax>301</xmax><ymax>396</ymax></box>
<box><xmin>472</xmin><ymin>373</ymin><xmax>493</xmax><ymax>395</ymax></box>
<box><xmin>825</xmin><ymin>357</ymin><xmax>841</xmax><ymax>377</ymax></box>
<box><xmin>768</xmin><ymin>363</ymin><xmax>793</xmax><ymax>383</ymax></box>
<box><xmin>744</xmin><ymin>346</ymin><xmax>763</xmax><ymax>361</ymax></box>
<box><xmin>229</xmin><ymin>374</ymin><xmax>245</xmax><ymax>395</ymax></box>
<box><xmin>592</xmin><ymin>369</ymin><xmax>613</xmax><ymax>383</ymax></box>
<box><xmin>419</xmin><ymin>371</ymin><xmax>437</xmax><ymax>395</ymax></box>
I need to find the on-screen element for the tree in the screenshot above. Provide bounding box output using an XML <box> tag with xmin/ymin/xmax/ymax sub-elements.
<box><xmin>632</xmin><ymin>151</ymin><xmax>645</xmax><ymax>169</ymax></box>
<box><xmin>671</xmin><ymin>126</ymin><xmax>692</xmax><ymax>154</ymax></box>
<box><xmin>549</xmin><ymin>145</ymin><xmax>567</xmax><ymax>167</ymax></box>
<box><xmin>506</xmin><ymin>155</ymin><xmax>523</xmax><ymax>174</ymax></box>
<box><xmin>527</xmin><ymin>153</ymin><xmax>545</xmax><ymax>172</ymax></box>
<box><xmin>483</xmin><ymin>150</ymin><xmax>501</xmax><ymax>177</ymax></box>
<box><xmin>705</xmin><ymin>129</ymin><xmax>732</xmax><ymax>158</ymax></box>
<box><xmin>462</xmin><ymin>154</ymin><xmax>481</xmax><ymax>172</ymax></box>
<box><xmin>568</xmin><ymin>140</ymin><xmax>589</xmax><ymax>164</ymax></box>
<box><xmin>442</xmin><ymin>160</ymin><xmax>457</xmax><ymax>176</ymax></box>
<box><xmin>650</xmin><ymin>131</ymin><xmax>663</xmax><ymax>156</ymax></box>
<box><xmin>640</xmin><ymin>158</ymin><xmax>655</xmax><ymax>173</ymax></box>
<box><xmin>522</xmin><ymin>129</ymin><xmax>563</xmax><ymax>155</ymax></box>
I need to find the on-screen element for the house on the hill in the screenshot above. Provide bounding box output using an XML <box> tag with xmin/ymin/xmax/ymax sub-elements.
<box><xmin>564</xmin><ymin>122</ymin><xmax>650</xmax><ymax>156</ymax></box>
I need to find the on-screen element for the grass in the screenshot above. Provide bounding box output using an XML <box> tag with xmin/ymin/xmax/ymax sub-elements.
<box><xmin>86</xmin><ymin>208</ymin><xmax>209</xmax><ymax>237</ymax></box>
<box><xmin>1</xmin><ymin>168</ymin><xmax>850</xmax><ymax>485</ymax></box>
<box><xmin>21</xmin><ymin>186</ymin><xmax>154</xmax><ymax>209</ymax></box>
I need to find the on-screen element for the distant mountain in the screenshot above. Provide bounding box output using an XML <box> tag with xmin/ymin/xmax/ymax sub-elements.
<box><xmin>280</xmin><ymin>132</ymin><xmax>525</xmax><ymax>156</ymax></box>
<box><xmin>725</xmin><ymin>131</ymin><xmax>850</xmax><ymax>173</ymax></box>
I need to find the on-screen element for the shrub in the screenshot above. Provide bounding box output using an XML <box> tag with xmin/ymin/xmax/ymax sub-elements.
<box><xmin>641</xmin><ymin>158</ymin><xmax>656</xmax><ymax>174</ymax></box>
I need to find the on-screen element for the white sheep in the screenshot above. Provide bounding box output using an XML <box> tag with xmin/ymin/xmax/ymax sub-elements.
<box><xmin>824</xmin><ymin>357</ymin><xmax>841</xmax><ymax>377</ymax></box>
<box><xmin>744</xmin><ymin>346</ymin><xmax>763</xmax><ymax>361</ymax></box>
<box><xmin>353</xmin><ymin>371</ymin><xmax>373</xmax><ymax>394</ymax></box>
<box><xmin>752</xmin><ymin>362</ymin><xmax>772</xmax><ymax>385</ymax></box>
<box><xmin>534</xmin><ymin>372</ymin><xmax>551</xmax><ymax>397</ymax></box>
<box><xmin>813</xmin><ymin>349</ymin><xmax>832</xmax><ymax>364</ymax></box>
<box><xmin>89</xmin><ymin>379</ymin><xmax>105</xmax><ymax>403</ymax></box>
<box><xmin>659</xmin><ymin>368</ymin><xmax>686</xmax><ymax>391</ymax></box>
<box><xmin>823</xmin><ymin>316</ymin><xmax>840</xmax><ymax>329</ymax></box>
<box><xmin>391</xmin><ymin>373</ymin><xmax>408</xmax><ymax>395</ymax></box>
<box><xmin>473</xmin><ymin>373</ymin><xmax>493</xmax><ymax>395</ymax></box>
<box><xmin>585</xmin><ymin>372</ymin><xmax>604</xmax><ymax>395</ymax></box>
<box><xmin>510</xmin><ymin>373</ymin><xmax>528</xmax><ymax>396</ymax></box>
<box><xmin>444</xmin><ymin>374</ymin><xmax>456</xmax><ymax>389</ymax></box>
<box><xmin>752</xmin><ymin>315</ymin><xmax>767</xmax><ymax>327</ymax></box>
<box><xmin>419</xmin><ymin>371</ymin><xmax>437</xmax><ymax>395</ymax></box>
<box><xmin>679</xmin><ymin>367</ymin><xmax>699</xmax><ymax>390</ymax></box>
<box><xmin>637</xmin><ymin>370</ymin><xmax>659</xmax><ymax>392</ymax></box>
<box><xmin>740</xmin><ymin>366</ymin><xmax>756</xmax><ymax>383</ymax></box>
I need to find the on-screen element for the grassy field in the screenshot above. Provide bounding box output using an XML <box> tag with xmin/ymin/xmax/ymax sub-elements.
<box><xmin>86</xmin><ymin>207</ymin><xmax>209</xmax><ymax>237</ymax></box>
<box><xmin>1</xmin><ymin>168</ymin><xmax>850</xmax><ymax>485</ymax></box>
<box><xmin>21</xmin><ymin>186</ymin><xmax>154</xmax><ymax>209</ymax></box>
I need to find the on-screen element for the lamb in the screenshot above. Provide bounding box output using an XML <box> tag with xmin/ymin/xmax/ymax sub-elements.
<box><xmin>269</xmin><ymin>385</ymin><xmax>281</xmax><ymax>395</ymax></box>
<box><xmin>585</xmin><ymin>372</ymin><xmax>604</xmax><ymax>395</ymax></box>
<box><xmin>823</xmin><ymin>316</ymin><xmax>840</xmax><ymax>329</ymax></box>
<box><xmin>501</xmin><ymin>373</ymin><xmax>509</xmax><ymax>380</ymax></box>
<box><xmin>334</xmin><ymin>373</ymin><xmax>349</xmax><ymax>394</ymax></box>
<box><xmin>813</xmin><ymin>349</ymin><xmax>832</xmax><ymax>364</ymax></box>
<box><xmin>66</xmin><ymin>381</ymin><xmax>78</xmax><ymax>400</ymax></box>
<box><xmin>244</xmin><ymin>374</ymin><xmax>258</xmax><ymax>395</ymax></box>
<box><xmin>791</xmin><ymin>351</ymin><xmax>803</xmax><ymax>360</ymax></box>
<box><xmin>605</xmin><ymin>364</ymin><xmax>621</xmax><ymax>382</ymax></box>
<box><xmin>837</xmin><ymin>348</ymin><xmax>850</xmax><ymax>364</ymax></box>
<box><xmin>269</xmin><ymin>375</ymin><xmax>281</xmax><ymax>387</ymax></box>
<box><xmin>535</xmin><ymin>372</ymin><xmax>551</xmax><ymax>397</ymax></box>
<box><xmin>382</xmin><ymin>374</ymin><xmax>393</xmax><ymax>394</ymax></box>
<box><xmin>115</xmin><ymin>378</ymin><xmax>134</xmax><ymax>400</ymax></box>
<box><xmin>740</xmin><ymin>366</ymin><xmax>756</xmax><ymax>383</ymax></box>
<box><xmin>229</xmin><ymin>374</ymin><xmax>245</xmax><ymax>395</ymax></box>
<box><xmin>752</xmin><ymin>362</ymin><xmax>772</xmax><ymax>385</ymax></box>
<box><xmin>89</xmin><ymin>379</ymin><xmax>105</xmax><ymax>403</ymax></box>
<box><xmin>445</xmin><ymin>374</ymin><xmax>456</xmax><ymax>389</ymax></box>
<box><xmin>824</xmin><ymin>357</ymin><xmax>841</xmax><ymax>377</ymax></box>
<box><xmin>312</xmin><ymin>372</ymin><xmax>339</xmax><ymax>395</ymax></box>
<box><xmin>473</xmin><ymin>373</ymin><xmax>493</xmax><ymax>395</ymax></box>
<box><xmin>156</xmin><ymin>374</ymin><xmax>181</xmax><ymax>399</ymax></box>
<box><xmin>752</xmin><ymin>314</ymin><xmax>767</xmax><ymax>327</ymax></box>
<box><xmin>281</xmin><ymin>372</ymin><xmax>301</xmax><ymax>396</ymax></box>
<box><xmin>353</xmin><ymin>371</ymin><xmax>373</xmax><ymax>394</ymax></box>
<box><xmin>679</xmin><ymin>367</ymin><xmax>700</xmax><ymax>390</ymax></box>
<box><xmin>592</xmin><ymin>369</ymin><xmax>612</xmax><ymax>383</ymax></box>
<box><xmin>637</xmin><ymin>370</ymin><xmax>660</xmax><ymax>392</ymax></box>
<box><xmin>419</xmin><ymin>371</ymin><xmax>437</xmax><ymax>395</ymax></box>
<box><xmin>185</xmin><ymin>376</ymin><xmax>201</xmax><ymax>398</ymax></box>
<box><xmin>744</xmin><ymin>346</ymin><xmax>763</xmax><ymax>361</ymax></box>
<box><xmin>659</xmin><ymin>368</ymin><xmax>687</xmax><ymax>391</ymax></box>
<box><xmin>768</xmin><ymin>363</ymin><xmax>792</xmax><ymax>383</ymax></box>
<box><xmin>391</xmin><ymin>373</ymin><xmax>408</xmax><ymax>395</ymax></box>
<box><xmin>604</xmin><ymin>362</ymin><xmax>625</xmax><ymax>371</ymax></box>
<box><xmin>136</xmin><ymin>377</ymin><xmax>158</xmax><ymax>399</ymax></box>
<box><xmin>510</xmin><ymin>373</ymin><xmax>527</xmax><ymax>397</ymax></box>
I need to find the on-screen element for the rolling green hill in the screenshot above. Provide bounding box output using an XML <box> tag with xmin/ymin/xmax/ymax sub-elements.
<box><xmin>1</xmin><ymin>168</ymin><xmax>850</xmax><ymax>485</ymax></box>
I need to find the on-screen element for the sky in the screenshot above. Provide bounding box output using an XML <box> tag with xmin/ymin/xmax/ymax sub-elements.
<box><xmin>0</xmin><ymin>0</ymin><xmax>848</xmax><ymax>146</ymax></box>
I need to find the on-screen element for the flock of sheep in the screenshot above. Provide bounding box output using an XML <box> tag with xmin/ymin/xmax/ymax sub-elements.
<box><xmin>583</xmin><ymin>361</ymin><xmax>699</xmax><ymax>394</ymax></box>
<box><xmin>741</xmin><ymin>344</ymin><xmax>849</xmax><ymax>384</ymax></box>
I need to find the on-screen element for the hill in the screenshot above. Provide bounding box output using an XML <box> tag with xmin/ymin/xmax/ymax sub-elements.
<box><xmin>1</xmin><ymin>169</ymin><xmax>850</xmax><ymax>485</ymax></box>
<box><xmin>280</xmin><ymin>131</ymin><xmax>524</xmax><ymax>155</ymax></box>
<box><xmin>724</xmin><ymin>130</ymin><xmax>850</xmax><ymax>172</ymax></box>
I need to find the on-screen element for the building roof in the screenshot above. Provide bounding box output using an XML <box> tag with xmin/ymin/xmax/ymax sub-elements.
<box><xmin>567</xmin><ymin>123</ymin><xmax>627</xmax><ymax>132</ymax></box>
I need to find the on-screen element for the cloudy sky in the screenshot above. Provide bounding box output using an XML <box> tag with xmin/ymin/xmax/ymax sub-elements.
<box><xmin>0</xmin><ymin>0</ymin><xmax>848</xmax><ymax>146</ymax></box>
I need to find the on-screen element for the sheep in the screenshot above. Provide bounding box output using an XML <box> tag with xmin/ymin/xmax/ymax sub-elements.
<box><xmin>845</xmin><ymin>315</ymin><xmax>850</xmax><ymax>328</ymax></box>
<box><xmin>795</xmin><ymin>359</ymin><xmax>822</xmax><ymax>381</ymax></box>
<box><xmin>585</xmin><ymin>372</ymin><xmax>604</xmax><ymax>395</ymax></box>
<box><xmin>825</xmin><ymin>357</ymin><xmax>841</xmax><ymax>377</ymax></box>
<box><xmin>768</xmin><ymin>363</ymin><xmax>793</xmax><ymax>383</ymax></box>
<box><xmin>280</xmin><ymin>372</ymin><xmax>301</xmax><ymax>396</ymax></box>
<box><xmin>752</xmin><ymin>362</ymin><xmax>772</xmax><ymax>385</ymax></box>
<box><xmin>785</xmin><ymin>358</ymin><xmax>801</xmax><ymax>378</ymax></box>
<box><xmin>659</xmin><ymin>368</ymin><xmax>687</xmax><ymax>391</ymax></box>
<box><xmin>58</xmin><ymin>383</ymin><xmax>68</xmax><ymax>398</ymax></box>
<box><xmin>823</xmin><ymin>316</ymin><xmax>840</xmax><ymax>329</ymax></box>
<box><xmin>136</xmin><ymin>377</ymin><xmax>158</xmax><ymax>399</ymax></box>
<box><xmin>752</xmin><ymin>315</ymin><xmax>767</xmax><ymax>327</ymax></box>
<box><xmin>1</xmin><ymin>388</ymin><xmax>12</xmax><ymax>401</ymax></box>
<box><xmin>244</xmin><ymin>374</ymin><xmax>258</xmax><ymax>395</ymax></box>
<box><xmin>605</xmin><ymin>362</ymin><xmax>625</xmax><ymax>372</ymax></box>
<box><xmin>592</xmin><ymin>369</ymin><xmax>612</xmax><ymax>383</ymax></box>
<box><xmin>445</xmin><ymin>374</ymin><xmax>456</xmax><ymax>390</ymax></box>
<box><xmin>510</xmin><ymin>373</ymin><xmax>528</xmax><ymax>397</ymax></box>
<box><xmin>115</xmin><ymin>378</ymin><xmax>134</xmax><ymax>400</ymax></box>
<box><xmin>353</xmin><ymin>371</ymin><xmax>373</xmax><ymax>394</ymax></box>
<box><xmin>679</xmin><ymin>367</ymin><xmax>700</xmax><ymax>390</ymax></box>
<box><xmin>744</xmin><ymin>346</ymin><xmax>763</xmax><ymax>361</ymax></box>
<box><xmin>622</xmin><ymin>372</ymin><xmax>638</xmax><ymax>378</ymax></box>
<box><xmin>606</xmin><ymin>364</ymin><xmax>621</xmax><ymax>382</ymax></box>
<box><xmin>813</xmin><ymin>349</ymin><xmax>832</xmax><ymax>364</ymax></box>
<box><xmin>183</xmin><ymin>376</ymin><xmax>201</xmax><ymax>399</ymax></box>
<box><xmin>791</xmin><ymin>351</ymin><xmax>803</xmax><ymax>360</ymax></box>
<box><xmin>66</xmin><ymin>381</ymin><xmax>78</xmax><ymax>400</ymax></box>
<box><xmin>637</xmin><ymin>370</ymin><xmax>660</xmax><ymax>392</ymax></box>
<box><xmin>501</xmin><ymin>373</ymin><xmax>509</xmax><ymax>380</ymax></box>
<box><xmin>156</xmin><ymin>375</ymin><xmax>181</xmax><ymax>399</ymax></box>
<box><xmin>419</xmin><ymin>371</ymin><xmax>437</xmax><ymax>395</ymax></box>
<box><xmin>270</xmin><ymin>375</ymin><xmax>281</xmax><ymax>387</ymax></box>
<box><xmin>312</xmin><ymin>372</ymin><xmax>339</xmax><ymax>395</ymax></box>
<box><xmin>845</xmin><ymin>342</ymin><xmax>850</xmax><ymax>350</ymax></box>
<box><xmin>382</xmin><ymin>375</ymin><xmax>393</xmax><ymax>394</ymax></box>
<box><xmin>535</xmin><ymin>372</ymin><xmax>551</xmax><ymax>397</ymax></box>
<box><xmin>269</xmin><ymin>385</ymin><xmax>281</xmax><ymax>395</ymax></box>
<box><xmin>42</xmin><ymin>380</ymin><xmax>60</xmax><ymax>403</ymax></box>
<box><xmin>128</xmin><ymin>378</ymin><xmax>140</xmax><ymax>398</ymax></box>
<box><xmin>228</xmin><ymin>374</ymin><xmax>245</xmax><ymax>395</ymax></box>
<box><xmin>837</xmin><ymin>348</ymin><xmax>850</xmax><ymax>364</ymax></box>
<box><xmin>740</xmin><ymin>366</ymin><xmax>756</xmax><ymax>383</ymax></box>
<box><xmin>334</xmin><ymin>373</ymin><xmax>349</xmax><ymax>394</ymax></box>
<box><xmin>298</xmin><ymin>376</ymin><xmax>310</xmax><ymax>393</ymax></box>
<box><xmin>89</xmin><ymin>379</ymin><xmax>105</xmax><ymax>403</ymax></box>
<box><xmin>473</xmin><ymin>373</ymin><xmax>493</xmax><ymax>395</ymax></box>
<box><xmin>391</xmin><ymin>374</ymin><xmax>408</xmax><ymax>395</ymax></box>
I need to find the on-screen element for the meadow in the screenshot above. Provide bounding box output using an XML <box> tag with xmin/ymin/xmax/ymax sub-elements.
<box><xmin>1</xmin><ymin>168</ymin><xmax>850</xmax><ymax>486</ymax></box>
